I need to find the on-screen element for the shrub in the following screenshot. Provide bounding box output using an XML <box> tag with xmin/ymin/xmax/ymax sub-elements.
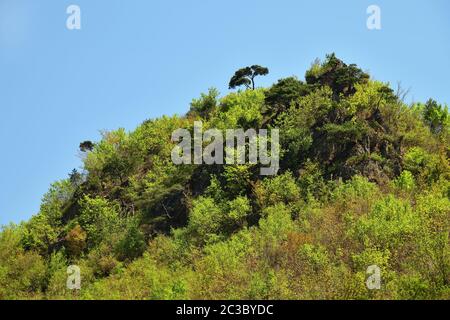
<box><xmin>227</xmin><ymin>196</ymin><xmax>252</xmax><ymax>228</ymax></box>
<box><xmin>115</xmin><ymin>221</ymin><xmax>146</xmax><ymax>261</ymax></box>
<box><xmin>65</xmin><ymin>225</ymin><xmax>87</xmax><ymax>258</ymax></box>
<box><xmin>187</xmin><ymin>197</ymin><xmax>224</xmax><ymax>245</ymax></box>
<box><xmin>254</xmin><ymin>171</ymin><xmax>301</xmax><ymax>209</ymax></box>
<box><xmin>393</xmin><ymin>170</ymin><xmax>416</xmax><ymax>192</ymax></box>
<box><xmin>348</xmin><ymin>195</ymin><xmax>421</xmax><ymax>250</ymax></box>
<box><xmin>77</xmin><ymin>196</ymin><xmax>121</xmax><ymax>249</ymax></box>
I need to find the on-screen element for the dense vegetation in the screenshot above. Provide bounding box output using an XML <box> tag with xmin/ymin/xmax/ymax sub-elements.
<box><xmin>1</xmin><ymin>54</ymin><xmax>449</xmax><ymax>300</ymax></box>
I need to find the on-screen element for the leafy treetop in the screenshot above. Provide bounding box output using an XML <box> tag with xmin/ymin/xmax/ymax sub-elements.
<box><xmin>229</xmin><ymin>65</ymin><xmax>269</xmax><ymax>90</ymax></box>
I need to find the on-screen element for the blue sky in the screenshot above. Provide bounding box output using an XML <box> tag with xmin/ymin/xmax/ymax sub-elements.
<box><xmin>0</xmin><ymin>0</ymin><xmax>449</xmax><ymax>225</ymax></box>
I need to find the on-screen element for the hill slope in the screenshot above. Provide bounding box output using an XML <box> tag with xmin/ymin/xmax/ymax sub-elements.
<box><xmin>1</xmin><ymin>54</ymin><xmax>449</xmax><ymax>300</ymax></box>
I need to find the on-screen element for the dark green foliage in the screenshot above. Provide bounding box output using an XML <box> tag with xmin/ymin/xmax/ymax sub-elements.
<box><xmin>305</xmin><ymin>53</ymin><xmax>369</xmax><ymax>99</ymax></box>
<box><xmin>79</xmin><ymin>141</ymin><xmax>94</xmax><ymax>152</ymax></box>
<box><xmin>229</xmin><ymin>65</ymin><xmax>269</xmax><ymax>90</ymax></box>
<box><xmin>115</xmin><ymin>221</ymin><xmax>146</xmax><ymax>261</ymax></box>
<box><xmin>69</xmin><ymin>169</ymin><xmax>83</xmax><ymax>187</ymax></box>
<box><xmin>264</xmin><ymin>76</ymin><xmax>311</xmax><ymax>120</ymax></box>
<box><xmin>423</xmin><ymin>99</ymin><xmax>449</xmax><ymax>135</ymax></box>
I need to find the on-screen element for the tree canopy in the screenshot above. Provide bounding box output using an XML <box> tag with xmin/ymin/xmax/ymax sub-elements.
<box><xmin>229</xmin><ymin>65</ymin><xmax>269</xmax><ymax>90</ymax></box>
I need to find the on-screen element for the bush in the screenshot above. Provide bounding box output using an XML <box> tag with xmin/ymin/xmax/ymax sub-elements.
<box><xmin>192</xmin><ymin>230</ymin><xmax>254</xmax><ymax>299</ymax></box>
<box><xmin>227</xmin><ymin>196</ymin><xmax>252</xmax><ymax>228</ymax></box>
<box><xmin>258</xmin><ymin>204</ymin><xmax>296</xmax><ymax>249</ymax></box>
<box><xmin>0</xmin><ymin>226</ymin><xmax>46</xmax><ymax>299</ymax></box>
<box><xmin>77</xmin><ymin>196</ymin><xmax>122</xmax><ymax>249</ymax></box>
<box><xmin>187</xmin><ymin>197</ymin><xmax>224</xmax><ymax>245</ymax></box>
<box><xmin>333</xmin><ymin>175</ymin><xmax>378</xmax><ymax>203</ymax></box>
<box><xmin>393</xmin><ymin>170</ymin><xmax>416</xmax><ymax>192</ymax></box>
<box><xmin>115</xmin><ymin>221</ymin><xmax>146</xmax><ymax>261</ymax></box>
<box><xmin>255</xmin><ymin>171</ymin><xmax>301</xmax><ymax>209</ymax></box>
<box><xmin>65</xmin><ymin>225</ymin><xmax>87</xmax><ymax>258</ymax></box>
<box><xmin>82</xmin><ymin>252</ymin><xmax>190</xmax><ymax>300</ymax></box>
<box><xmin>348</xmin><ymin>195</ymin><xmax>421</xmax><ymax>250</ymax></box>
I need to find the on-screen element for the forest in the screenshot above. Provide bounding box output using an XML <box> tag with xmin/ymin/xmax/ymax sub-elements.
<box><xmin>0</xmin><ymin>54</ymin><xmax>449</xmax><ymax>300</ymax></box>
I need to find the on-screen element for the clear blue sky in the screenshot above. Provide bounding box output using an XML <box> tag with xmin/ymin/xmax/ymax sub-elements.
<box><xmin>1</xmin><ymin>0</ymin><xmax>449</xmax><ymax>225</ymax></box>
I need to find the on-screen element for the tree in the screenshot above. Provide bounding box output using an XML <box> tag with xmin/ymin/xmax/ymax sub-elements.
<box><xmin>264</xmin><ymin>76</ymin><xmax>311</xmax><ymax>117</ymax></box>
<box><xmin>69</xmin><ymin>169</ymin><xmax>83</xmax><ymax>187</ymax></box>
<box><xmin>305</xmin><ymin>53</ymin><xmax>369</xmax><ymax>99</ymax></box>
<box><xmin>188</xmin><ymin>88</ymin><xmax>219</xmax><ymax>119</ymax></box>
<box><xmin>65</xmin><ymin>225</ymin><xmax>87</xmax><ymax>257</ymax></box>
<box><xmin>77</xmin><ymin>196</ymin><xmax>121</xmax><ymax>249</ymax></box>
<box><xmin>423</xmin><ymin>99</ymin><xmax>449</xmax><ymax>135</ymax></box>
<box><xmin>115</xmin><ymin>221</ymin><xmax>146</xmax><ymax>261</ymax></box>
<box><xmin>0</xmin><ymin>226</ymin><xmax>46</xmax><ymax>299</ymax></box>
<box><xmin>229</xmin><ymin>65</ymin><xmax>269</xmax><ymax>90</ymax></box>
<box><xmin>79</xmin><ymin>141</ymin><xmax>94</xmax><ymax>152</ymax></box>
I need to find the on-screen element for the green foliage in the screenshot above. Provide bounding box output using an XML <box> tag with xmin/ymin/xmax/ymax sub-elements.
<box><xmin>0</xmin><ymin>225</ymin><xmax>46</xmax><ymax>299</ymax></box>
<box><xmin>264</xmin><ymin>76</ymin><xmax>311</xmax><ymax>117</ymax></box>
<box><xmin>82</xmin><ymin>252</ymin><xmax>190</xmax><ymax>300</ymax></box>
<box><xmin>403</xmin><ymin>147</ymin><xmax>446</xmax><ymax>185</ymax></box>
<box><xmin>393</xmin><ymin>170</ymin><xmax>415</xmax><ymax>192</ymax></box>
<box><xmin>45</xmin><ymin>251</ymin><xmax>71</xmax><ymax>299</ymax></box>
<box><xmin>77</xmin><ymin>196</ymin><xmax>122</xmax><ymax>249</ymax></box>
<box><xmin>188</xmin><ymin>88</ymin><xmax>219</xmax><ymax>119</ymax></box>
<box><xmin>333</xmin><ymin>175</ymin><xmax>378</xmax><ymax>203</ymax></box>
<box><xmin>298</xmin><ymin>160</ymin><xmax>328</xmax><ymax>200</ymax></box>
<box><xmin>21</xmin><ymin>214</ymin><xmax>59</xmax><ymax>255</ymax></box>
<box><xmin>222</xmin><ymin>164</ymin><xmax>252</xmax><ymax>197</ymax></box>
<box><xmin>212</xmin><ymin>89</ymin><xmax>265</xmax><ymax>129</ymax></box>
<box><xmin>192</xmin><ymin>230</ymin><xmax>253</xmax><ymax>299</ymax></box>
<box><xmin>2</xmin><ymin>54</ymin><xmax>449</xmax><ymax>300</ymax></box>
<box><xmin>255</xmin><ymin>171</ymin><xmax>301</xmax><ymax>208</ymax></box>
<box><xmin>348</xmin><ymin>195</ymin><xmax>421</xmax><ymax>250</ymax></box>
<box><xmin>422</xmin><ymin>99</ymin><xmax>449</xmax><ymax>135</ymax></box>
<box><xmin>227</xmin><ymin>196</ymin><xmax>252</xmax><ymax>228</ymax></box>
<box><xmin>259</xmin><ymin>204</ymin><xmax>296</xmax><ymax>243</ymax></box>
<box><xmin>347</xmin><ymin>81</ymin><xmax>396</xmax><ymax>114</ymax></box>
<box><xmin>187</xmin><ymin>197</ymin><xmax>224</xmax><ymax>245</ymax></box>
<box><xmin>21</xmin><ymin>179</ymin><xmax>75</xmax><ymax>255</ymax></box>
<box><xmin>65</xmin><ymin>225</ymin><xmax>87</xmax><ymax>257</ymax></box>
<box><xmin>352</xmin><ymin>247</ymin><xmax>390</xmax><ymax>272</ymax></box>
<box><xmin>403</xmin><ymin>147</ymin><xmax>430</xmax><ymax>174</ymax></box>
<box><xmin>305</xmin><ymin>53</ymin><xmax>369</xmax><ymax>99</ymax></box>
<box><xmin>115</xmin><ymin>220</ymin><xmax>146</xmax><ymax>261</ymax></box>
<box><xmin>297</xmin><ymin>244</ymin><xmax>330</xmax><ymax>273</ymax></box>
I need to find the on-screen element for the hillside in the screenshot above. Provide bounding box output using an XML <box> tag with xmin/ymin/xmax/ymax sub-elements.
<box><xmin>1</xmin><ymin>54</ymin><xmax>449</xmax><ymax>300</ymax></box>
